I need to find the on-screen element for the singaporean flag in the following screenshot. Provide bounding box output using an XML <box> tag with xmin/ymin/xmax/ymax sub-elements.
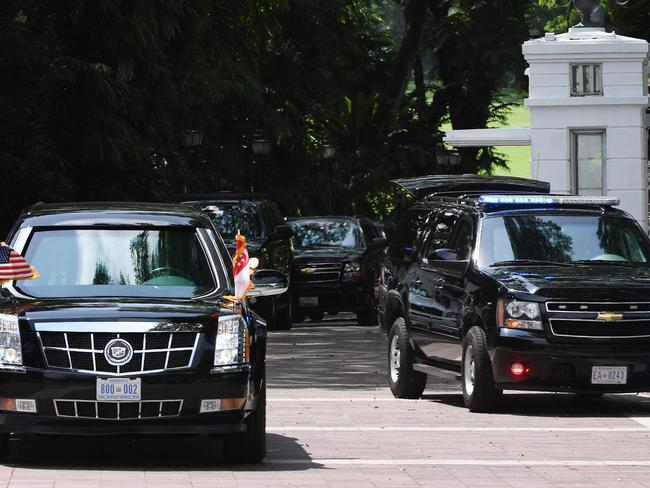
<box><xmin>233</xmin><ymin>235</ymin><xmax>253</xmax><ymax>299</ymax></box>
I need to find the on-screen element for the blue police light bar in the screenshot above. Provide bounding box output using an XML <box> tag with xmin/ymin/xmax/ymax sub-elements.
<box><xmin>478</xmin><ymin>195</ymin><xmax>620</xmax><ymax>206</ymax></box>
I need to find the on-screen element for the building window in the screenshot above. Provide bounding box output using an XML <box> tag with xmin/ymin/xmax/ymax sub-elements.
<box><xmin>571</xmin><ymin>64</ymin><xmax>603</xmax><ymax>96</ymax></box>
<box><xmin>572</xmin><ymin>130</ymin><xmax>605</xmax><ymax>195</ymax></box>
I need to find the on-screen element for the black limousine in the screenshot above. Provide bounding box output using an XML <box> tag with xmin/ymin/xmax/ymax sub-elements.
<box><xmin>0</xmin><ymin>202</ymin><xmax>287</xmax><ymax>462</ymax></box>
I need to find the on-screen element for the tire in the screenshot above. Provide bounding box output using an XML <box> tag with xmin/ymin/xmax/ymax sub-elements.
<box><xmin>293</xmin><ymin>311</ymin><xmax>305</xmax><ymax>323</ymax></box>
<box><xmin>356</xmin><ymin>293</ymin><xmax>377</xmax><ymax>326</ymax></box>
<box><xmin>275</xmin><ymin>290</ymin><xmax>293</xmax><ymax>331</ymax></box>
<box><xmin>0</xmin><ymin>434</ymin><xmax>9</xmax><ymax>462</ymax></box>
<box><xmin>309</xmin><ymin>311</ymin><xmax>324</xmax><ymax>322</ymax></box>
<box><xmin>388</xmin><ymin>317</ymin><xmax>426</xmax><ymax>399</ymax></box>
<box><xmin>259</xmin><ymin>298</ymin><xmax>277</xmax><ymax>330</ymax></box>
<box><xmin>223</xmin><ymin>383</ymin><xmax>266</xmax><ymax>463</ymax></box>
<box><xmin>462</xmin><ymin>326</ymin><xmax>501</xmax><ymax>412</ymax></box>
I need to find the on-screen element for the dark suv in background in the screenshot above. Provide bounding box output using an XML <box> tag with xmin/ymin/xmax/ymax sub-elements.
<box><xmin>288</xmin><ymin>216</ymin><xmax>386</xmax><ymax>325</ymax></box>
<box><xmin>183</xmin><ymin>195</ymin><xmax>294</xmax><ymax>330</ymax></box>
<box><xmin>380</xmin><ymin>175</ymin><xmax>650</xmax><ymax>412</ymax></box>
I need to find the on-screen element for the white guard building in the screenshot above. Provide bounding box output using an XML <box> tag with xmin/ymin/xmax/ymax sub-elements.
<box><xmin>445</xmin><ymin>27</ymin><xmax>650</xmax><ymax>231</ymax></box>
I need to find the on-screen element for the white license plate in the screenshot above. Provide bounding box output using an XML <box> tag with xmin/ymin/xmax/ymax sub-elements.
<box><xmin>96</xmin><ymin>378</ymin><xmax>141</xmax><ymax>401</ymax></box>
<box><xmin>299</xmin><ymin>296</ymin><xmax>319</xmax><ymax>307</ymax></box>
<box><xmin>591</xmin><ymin>366</ymin><xmax>627</xmax><ymax>385</ymax></box>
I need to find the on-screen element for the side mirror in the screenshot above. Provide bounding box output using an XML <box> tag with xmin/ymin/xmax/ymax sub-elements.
<box><xmin>429</xmin><ymin>248</ymin><xmax>460</xmax><ymax>261</ymax></box>
<box><xmin>247</xmin><ymin>269</ymin><xmax>288</xmax><ymax>297</ymax></box>
<box><xmin>370</xmin><ymin>237</ymin><xmax>387</xmax><ymax>248</ymax></box>
<box><xmin>271</xmin><ymin>224</ymin><xmax>293</xmax><ymax>240</ymax></box>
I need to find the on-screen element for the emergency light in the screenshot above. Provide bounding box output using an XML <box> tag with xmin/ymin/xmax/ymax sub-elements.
<box><xmin>477</xmin><ymin>195</ymin><xmax>620</xmax><ymax>206</ymax></box>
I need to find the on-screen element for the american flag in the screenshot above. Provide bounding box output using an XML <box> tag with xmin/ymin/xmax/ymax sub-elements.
<box><xmin>233</xmin><ymin>234</ymin><xmax>253</xmax><ymax>299</ymax></box>
<box><xmin>0</xmin><ymin>243</ymin><xmax>38</xmax><ymax>284</ymax></box>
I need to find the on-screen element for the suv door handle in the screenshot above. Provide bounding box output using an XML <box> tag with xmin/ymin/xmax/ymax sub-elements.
<box><xmin>433</xmin><ymin>278</ymin><xmax>444</xmax><ymax>289</ymax></box>
<box><xmin>413</xmin><ymin>279</ymin><xmax>422</xmax><ymax>285</ymax></box>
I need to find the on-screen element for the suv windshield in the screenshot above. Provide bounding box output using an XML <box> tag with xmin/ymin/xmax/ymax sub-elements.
<box><xmin>18</xmin><ymin>228</ymin><xmax>216</xmax><ymax>298</ymax></box>
<box><xmin>290</xmin><ymin>220</ymin><xmax>365</xmax><ymax>250</ymax></box>
<box><xmin>202</xmin><ymin>203</ymin><xmax>266</xmax><ymax>242</ymax></box>
<box><xmin>477</xmin><ymin>214</ymin><xmax>650</xmax><ymax>268</ymax></box>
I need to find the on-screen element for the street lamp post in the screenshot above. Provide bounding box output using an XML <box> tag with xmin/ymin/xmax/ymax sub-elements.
<box><xmin>321</xmin><ymin>140</ymin><xmax>337</xmax><ymax>213</ymax></box>
<box><xmin>250</xmin><ymin>131</ymin><xmax>271</xmax><ymax>194</ymax></box>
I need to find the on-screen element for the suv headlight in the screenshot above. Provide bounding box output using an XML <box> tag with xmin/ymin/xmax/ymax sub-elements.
<box><xmin>0</xmin><ymin>315</ymin><xmax>22</xmax><ymax>369</ymax></box>
<box><xmin>214</xmin><ymin>315</ymin><xmax>246</xmax><ymax>368</ymax></box>
<box><xmin>497</xmin><ymin>299</ymin><xmax>543</xmax><ymax>331</ymax></box>
<box><xmin>343</xmin><ymin>261</ymin><xmax>362</xmax><ymax>278</ymax></box>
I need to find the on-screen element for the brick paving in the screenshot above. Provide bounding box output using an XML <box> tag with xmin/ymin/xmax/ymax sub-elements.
<box><xmin>3</xmin><ymin>315</ymin><xmax>650</xmax><ymax>486</ymax></box>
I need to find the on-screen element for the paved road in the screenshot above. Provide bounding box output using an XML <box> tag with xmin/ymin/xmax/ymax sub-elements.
<box><xmin>4</xmin><ymin>316</ymin><xmax>650</xmax><ymax>486</ymax></box>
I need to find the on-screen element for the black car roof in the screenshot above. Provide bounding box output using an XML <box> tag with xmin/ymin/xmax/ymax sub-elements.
<box><xmin>392</xmin><ymin>174</ymin><xmax>551</xmax><ymax>199</ymax></box>
<box><xmin>16</xmin><ymin>202</ymin><xmax>214</xmax><ymax>228</ymax></box>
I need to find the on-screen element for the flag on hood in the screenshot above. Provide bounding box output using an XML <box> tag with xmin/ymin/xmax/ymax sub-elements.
<box><xmin>233</xmin><ymin>234</ymin><xmax>253</xmax><ymax>299</ymax></box>
<box><xmin>0</xmin><ymin>243</ymin><xmax>39</xmax><ymax>284</ymax></box>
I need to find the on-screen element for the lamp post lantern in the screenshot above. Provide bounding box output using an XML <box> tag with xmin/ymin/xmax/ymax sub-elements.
<box><xmin>250</xmin><ymin>131</ymin><xmax>272</xmax><ymax>194</ymax></box>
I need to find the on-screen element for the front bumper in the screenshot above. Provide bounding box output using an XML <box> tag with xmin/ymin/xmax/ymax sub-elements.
<box><xmin>293</xmin><ymin>281</ymin><xmax>370</xmax><ymax>313</ymax></box>
<box><xmin>492</xmin><ymin>329</ymin><xmax>650</xmax><ymax>393</ymax></box>
<box><xmin>0</xmin><ymin>367</ymin><xmax>256</xmax><ymax>435</ymax></box>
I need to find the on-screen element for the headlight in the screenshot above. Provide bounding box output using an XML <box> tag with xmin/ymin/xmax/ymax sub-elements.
<box><xmin>0</xmin><ymin>315</ymin><xmax>22</xmax><ymax>369</ymax></box>
<box><xmin>497</xmin><ymin>299</ymin><xmax>543</xmax><ymax>331</ymax></box>
<box><xmin>343</xmin><ymin>261</ymin><xmax>362</xmax><ymax>278</ymax></box>
<box><xmin>214</xmin><ymin>315</ymin><xmax>246</xmax><ymax>368</ymax></box>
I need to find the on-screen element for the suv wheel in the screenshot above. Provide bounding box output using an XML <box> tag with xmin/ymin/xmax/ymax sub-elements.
<box><xmin>223</xmin><ymin>383</ymin><xmax>266</xmax><ymax>463</ymax></box>
<box><xmin>309</xmin><ymin>311</ymin><xmax>324</xmax><ymax>322</ymax></box>
<box><xmin>388</xmin><ymin>317</ymin><xmax>426</xmax><ymax>398</ymax></box>
<box><xmin>275</xmin><ymin>290</ymin><xmax>293</xmax><ymax>331</ymax></box>
<box><xmin>462</xmin><ymin>326</ymin><xmax>501</xmax><ymax>412</ymax></box>
<box><xmin>357</xmin><ymin>293</ymin><xmax>377</xmax><ymax>326</ymax></box>
<box><xmin>0</xmin><ymin>434</ymin><xmax>9</xmax><ymax>461</ymax></box>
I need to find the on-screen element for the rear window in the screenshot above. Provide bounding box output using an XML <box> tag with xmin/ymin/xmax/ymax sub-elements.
<box><xmin>18</xmin><ymin>228</ymin><xmax>217</xmax><ymax>298</ymax></box>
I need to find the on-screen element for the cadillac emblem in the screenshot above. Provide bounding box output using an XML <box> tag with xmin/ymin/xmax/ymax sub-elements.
<box><xmin>596</xmin><ymin>312</ymin><xmax>624</xmax><ymax>322</ymax></box>
<box><xmin>104</xmin><ymin>338</ymin><xmax>134</xmax><ymax>366</ymax></box>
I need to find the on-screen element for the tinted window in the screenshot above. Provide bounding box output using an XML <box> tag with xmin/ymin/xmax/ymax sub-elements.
<box><xmin>477</xmin><ymin>214</ymin><xmax>650</xmax><ymax>268</ymax></box>
<box><xmin>389</xmin><ymin>209</ymin><xmax>431</xmax><ymax>261</ymax></box>
<box><xmin>202</xmin><ymin>203</ymin><xmax>266</xmax><ymax>241</ymax></box>
<box><xmin>289</xmin><ymin>220</ymin><xmax>365</xmax><ymax>250</ymax></box>
<box><xmin>19</xmin><ymin>228</ymin><xmax>216</xmax><ymax>298</ymax></box>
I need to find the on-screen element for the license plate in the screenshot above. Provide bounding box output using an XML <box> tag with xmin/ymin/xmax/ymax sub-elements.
<box><xmin>591</xmin><ymin>366</ymin><xmax>627</xmax><ymax>385</ymax></box>
<box><xmin>299</xmin><ymin>296</ymin><xmax>319</xmax><ymax>307</ymax></box>
<box><xmin>96</xmin><ymin>378</ymin><xmax>141</xmax><ymax>401</ymax></box>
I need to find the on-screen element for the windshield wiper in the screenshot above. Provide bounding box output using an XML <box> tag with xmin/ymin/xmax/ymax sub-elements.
<box><xmin>490</xmin><ymin>259</ymin><xmax>574</xmax><ymax>267</ymax></box>
<box><xmin>572</xmin><ymin>259</ymin><xmax>638</xmax><ymax>268</ymax></box>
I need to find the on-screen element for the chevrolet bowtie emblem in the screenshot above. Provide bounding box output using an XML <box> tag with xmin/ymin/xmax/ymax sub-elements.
<box><xmin>301</xmin><ymin>268</ymin><xmax>317</xmax><ymax>274</ymax></box>
<box><xmin>596</xmin><ymin>312</ymin><xmax>623</xmax><ymax>322</ymax></box>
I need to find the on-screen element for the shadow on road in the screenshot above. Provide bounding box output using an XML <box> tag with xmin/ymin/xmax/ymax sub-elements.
<box><xmin>422</xmin><ymin>391</ymin><xmax>650</xmax><ymax>417</ymax></box>
<box><xmin>5</xmin><ymin>433</ymin><xmax>318</xmax><ymax>471</ymax></box>
<box><xmin>267</xmin><ymin>318</ymin><xmax>389</xmax><ymax>390</ymax></box>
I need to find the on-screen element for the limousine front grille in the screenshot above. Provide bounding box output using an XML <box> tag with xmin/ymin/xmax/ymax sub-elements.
<box><xmin>54</xmin><ymin>399</ymin><xmax>183</xmax><ymax>420</ymax></box>
<box><xmin>546</xmin><ymin>302</ymin><xmax>650</xmax><ymax>339</ymax></box>
<box><xmin>295</xmin><ymin>262</ymin><xmax>342</xmax><ymax>283</ymax></box>
<box><xmin>38</xmin><ymin>331</ymin><xmax>199</xmax><ymax>375</ymax></box>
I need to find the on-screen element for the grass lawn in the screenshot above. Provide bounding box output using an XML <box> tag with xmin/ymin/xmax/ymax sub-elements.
<box><xmin>441</xmin><ymin>104</ymin><xmax>531</xmax><ymax>178</ymax></box>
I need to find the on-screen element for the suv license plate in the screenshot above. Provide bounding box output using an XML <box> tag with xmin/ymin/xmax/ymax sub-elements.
<box><xmin>299</xmin><ymin>296</ymin><xmax>319</xmax><ymax>307</ymax></box>
<box><xmin>97</xmin><ymin>378</ymin><xmax>141</xmax><ymax>401</ymax></box>
<box><xmin>591</xmin><ymin>366</ymin><xmax>627</xmax><ymax>385</ymax></box>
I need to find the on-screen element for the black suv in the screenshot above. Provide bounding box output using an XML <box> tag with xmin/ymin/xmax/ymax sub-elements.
<box><xmin>0</xmin><ymin>202</ymin><xmax>287</xmax><ymax>462</ymax></box>
<box><xmin>183</xmin><ymin>196</ymin><xmax>294</xmax><ymax>330</ymax></box>
<box><xmin>288</xmin><ymin>216</ymin><xmax>386</xmax><ymax>325</ymax></box>
<box><xmin>379</xmin><ymin>175</ymin><xmax>650</xmax><ymax>411</ymax></box>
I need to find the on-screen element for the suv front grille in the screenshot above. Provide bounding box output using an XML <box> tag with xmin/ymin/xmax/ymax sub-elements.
<box><xmin>39</xmin><ymin>332</ymin><xmax>199</xmax><ymax>375</ymax></box>
<box><xmin>295</xmin><ymin>262</ymin><xmax>342</xmax><ymax>283</ymax></box>
<box><xmin>546</xmin><ymin>302</ymin><xmax>650</xmax><ymax>339</ymax></box>
<box><xmin>54</xmin><ymin>399</ymin><xmax>182</xmax><ymax>420</ymax></box>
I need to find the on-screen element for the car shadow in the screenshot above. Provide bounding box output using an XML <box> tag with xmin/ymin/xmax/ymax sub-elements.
<box><xmin>4</xmin><ymin>433</ymin><xmax>319</xmax><ymax>471</ymax></box>
<box><xmin>421</xmin><ymin>390</ymin><xmax>650</xmax><ymax>417</ymax></box>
